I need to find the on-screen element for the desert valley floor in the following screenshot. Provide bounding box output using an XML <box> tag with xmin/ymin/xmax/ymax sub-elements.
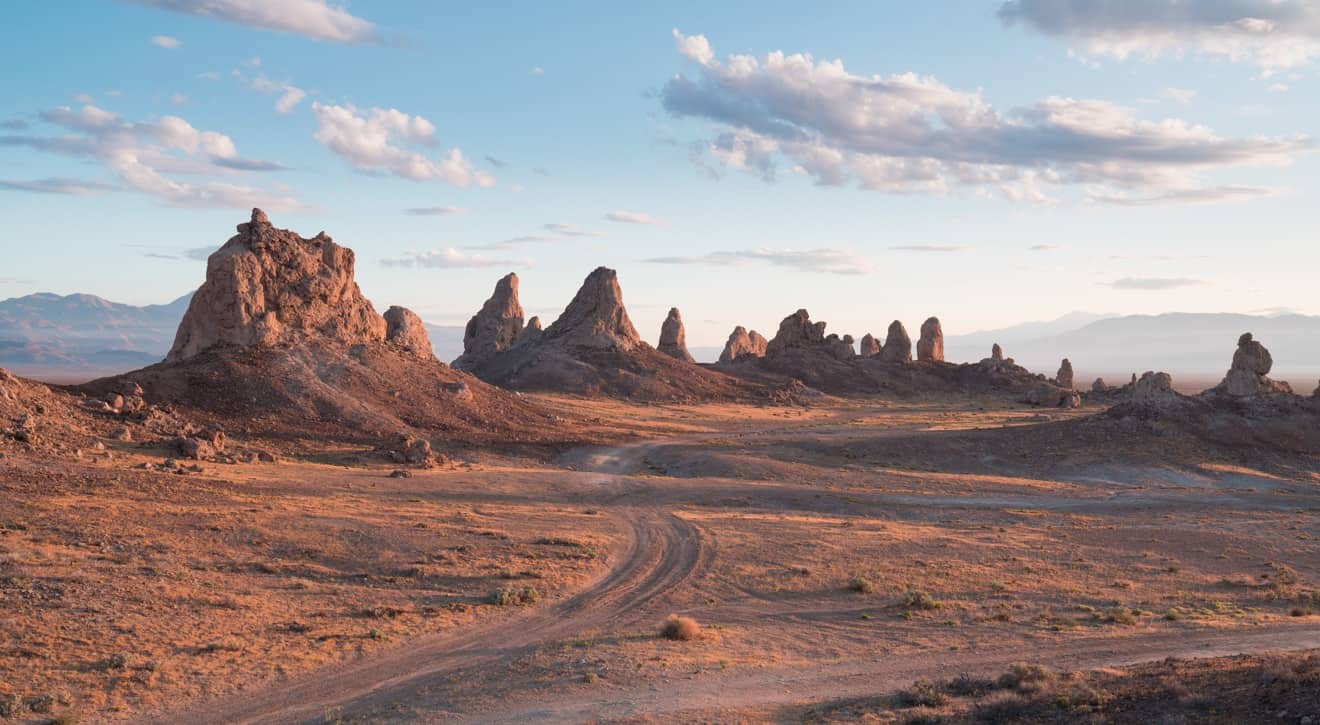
<box><xmin>4</xmin><ymin>394</ymin><xmax>1319</xmax><ymax>724</ymax></box>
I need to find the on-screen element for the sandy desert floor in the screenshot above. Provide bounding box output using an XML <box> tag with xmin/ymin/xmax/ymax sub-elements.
<box><xmin>2</xmin><ymin>395</ymin><xmax>1319</xmax><ymax>723</ymax></box>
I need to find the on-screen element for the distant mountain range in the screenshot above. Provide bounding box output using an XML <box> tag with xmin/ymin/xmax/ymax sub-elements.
<box><xmin>4</xmin><ymin>292</ymin><xmax>1317</xmax><ymax>388</ymax></box>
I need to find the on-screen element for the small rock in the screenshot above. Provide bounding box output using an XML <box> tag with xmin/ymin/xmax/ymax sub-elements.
<box><xmin>389</xmin><ymin>470</ymin><xmax>412</xmax><ymax>479</ymax></box>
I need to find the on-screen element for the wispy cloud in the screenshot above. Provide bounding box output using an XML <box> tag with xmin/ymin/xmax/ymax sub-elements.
<box><xmin>545</xmin><ymin>223</ymin><xmax>604</xmax><ymax>237</ymax></box>
<box><xmin>129</xmin><ymin>0</ymin><xmax>381</xmax><ymax>44</ymax></box>
<box><xmin>464</xmin><ymin>235</ymin><xmax>550</xmax><ymax>250</ymax></box>
<box><xmin>312</xmin><ymin>103</ymin><xmax>494</xmax><ymax>187</ymax></box>
<box><xmin>484</xmin><ymin>155</ymin><xmax>508</xmax><ymax>168</ymax></box>
<box><xmin>890</xmin><ymin>245</ymin><xmax>970</xmax><ymax>253</ymax></box>
<box><xmin>0</xmin><ymin>177</ymin><xmax>119</xmax><ymax>195</ymax></box>
<box><xmin>1089</xmin><ymin>185</ymin><xmax>1276</xmax><ymax>206</ymax></box>
<box><xmin>1105</xmin><ymin>277</ymin><xmax>1205</xmax><ymax>291</ymax></box>
<box><xmin>605</xmin><ymin>210</ymin><xmax>663</xmax><ymax>225</ymax></box>
<box><xmin>381</xmin><ymin>248</ymin><xmax>525</xmax><ymax>269</ymax></box>
<box><xmin>1162</xmin><ymin>87</ymin><xmax>1196</xmax><ymax>104</ymax></box>
<box><xmin>404</xmin><ymin>205</ymin><xmax>466</xmax><ymax>216</ymax></box>
<box><xmin>1028</xmin><ymin>243</ymin><xmax>1059</xmax><ymax>251</ymax></box>
<box><xmin>150</xmin><ymin>34</ymin><xmax>181</xmax><ymax>48</ymax></box>
<box><xmin>645</xmin><ymin>248</ymin><xmax>870</xmax><ymax>275</ymax></box>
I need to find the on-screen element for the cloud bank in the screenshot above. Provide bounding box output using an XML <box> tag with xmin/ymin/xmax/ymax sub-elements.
<box><xmin>130</xmin><ymin>0</ymin><xmax>380</xmax><ymax>44</ymax></box>
<box><xmin>645</xmin><ymin>248</ymin><xmax>870</xmax><ymax>275</ymax></box>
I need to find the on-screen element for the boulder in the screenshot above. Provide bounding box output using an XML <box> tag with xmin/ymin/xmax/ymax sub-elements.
<box><xmin>657</xmin><ymin>307</ymin><xmax>695</xmax><ymax>363</ymax></box>
<box><xmin>916</xmin><ymin>317</ymin><xmax>944</xmax><ymax>362</ymax></box>
<box><xmin>766</xmin><ymin>309</ymin><xmax>826</xmax><ymax>356</ymax></box>
<box><xmin>719</xmin><ymin>326</ymin><xmax>767</xmax><ymax>363</ymax></box>
<box><xmin>168</xmin><ymin>209</ymin><xmax>386</xmax><ymax>361</ymax></box>
<box><xmin>454</xmin><ymin>273</ymin><xmax>524</xmax><ymax>370</ymax></box>
<box><xmin>1056</xmin><ymin>358</ymin><xmax>1074</xmax><ymax>390</ymax></box>
<box><xmin>858</xmin><ymin>333</ymin><xmax>881</xmax><ymax>357</ymax></box>
<box><xmin>384</xmin><ymin>306</ymin><xmax>433</xmax><ymax>358</ymax></box>
<box><xmin>879</xmin><ymin>320</ymin><xmax>912</xmax><ymax>363</ymax></box>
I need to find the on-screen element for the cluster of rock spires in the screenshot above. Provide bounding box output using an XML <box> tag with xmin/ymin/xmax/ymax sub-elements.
<box><xmin>169</xmin><ymin>209</ymin><xmax>432</xmax><ymax>362</ymax></box>
<box><xmin>715</xmin><ymin>313</ymin><xmax>945</xmax><ymax>367</ymax></box>
<box><xmin>719</xmin><ymin>327</ymin><xmax>768</xmax><ymax>364</ymax></box>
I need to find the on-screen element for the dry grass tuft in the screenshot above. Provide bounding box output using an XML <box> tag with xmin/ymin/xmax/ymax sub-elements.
<box><xmin>660</xmin><ymin>614</ymin><xmax>700</xmax><ymax>641</ymax></box>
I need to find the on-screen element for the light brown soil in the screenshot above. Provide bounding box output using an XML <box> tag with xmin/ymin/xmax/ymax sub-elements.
<box><xmin>2</xmin><ymin>394</ymin><xmax>1318</xmax><ymax>724</ymax></box>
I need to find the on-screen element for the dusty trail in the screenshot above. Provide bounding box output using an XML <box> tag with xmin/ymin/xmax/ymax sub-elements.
<box><xmin>160</xmin><ymin>425</ymin><xmax>1320</xmax><ymax>724</ymax></box>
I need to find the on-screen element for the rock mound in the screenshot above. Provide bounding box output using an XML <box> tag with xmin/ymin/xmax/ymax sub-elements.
<box><xmin>765</xmin><ymin>309</ymin><xmax>826</xmax><ymax>356</ymax></box>
<box><xmin>916</xmin><ymin>317</ymin><xmax>943</xmax><ymax>362</ymax></box>
<box><xmin>453</xmin><ymin>273</ymin><xmax>524</xmax><ymax>370</ymax></box>
<box><xmin>858</xmin><ymin>333</ymin><xmax>881</xmax><ymax>357</ymax></box>
<box><xmin>880</xmin><ymin>321</ymin><xmax>912</xmax><ymax>363</ymax></box>
<box><xmin>168</xmin><ymin>209</ymin><xmax>386</xmax><ymax>362</ymax></box>
<box><xmin>1213</xmin><ymin>332</ymin><xmax>1292</xmax><ymax>397</ymax></box>
<box><xmin>718</xmin><ymin>326</ymin><xmax>767</xmax><ymax>364</ymax></box>
<box><xmin>384</xmin><ymin>306</ymin><xmax>433</xmax><ymax>358</ymax></box>
<box><xmin>657</xmin><ymin>307</ymin><xmax>694</xmax><ymax>363</ymax></box>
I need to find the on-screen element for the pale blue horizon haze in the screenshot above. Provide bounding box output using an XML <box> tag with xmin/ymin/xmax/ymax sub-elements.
<box><xmin>2</xmin><ymin>1</ymin><xmax>1317</xmax><ymax>349</ymax></box>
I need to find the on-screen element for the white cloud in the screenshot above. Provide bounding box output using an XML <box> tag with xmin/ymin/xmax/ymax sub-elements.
<box><xmin>890</xmin><ymin>245</ymin><xmax>971</xmax><ymax>253</ymax></box>
<box><xmin>1089</xmin><ymin>185</ymin><xmax>1276</xmax><ymax>206</ymax></box>
<box><xmin>661</xmin><ymin>30</ymin><xmax>1309</xmax><ymax>204</ymax></box>
<box><xmin>605</xmin><ymin>210</ymin><xmax>663</xmax><ymax>225</ymax></box>
<box><xmin>1105</xmin><ymin>277</ymin><xmax>1205</xmax><ymax>290</ymax></box>
<box><xmin>998</xmin><ymin>0</ymin><xmax>1320</xmax><ymax>73</ymax></box>
<box><xmin>0</xmin><ymin>177</ymin><xmax>119</xmax><ymax>195</ymax></box>
<box><xmin>73</xmin><ymin>93</ymin><xmax>95</xmax><ymax>104</ymax></box>
<box><xmin>404</xmin><ymin>205</ymin><xmax>465</xmax><ymax>215</ymax></box>
<box><xmin>275</xmin><ymin>86</ymin><xmax>307</xmax><ymax>114</ymax></box>
<box><xmin>381</xmin><ymin>248</ymin><xmax>523</xmax><ymax>269</ymax></box>
<box><xmin>1162</xmin><ymin>87</ymin><xmax>1197</xmax><ymax>104</ymax></box>
<box><xmin>545</xmin><ymin>223</ymin><xmax>604</xmax><ymax>237</ymax></box>
<box><xmin>151</xmin><ymin>34</ymin><xmax>181</xmax><ymax>48</ymax></box>
<box><xmin>1268</xmin><ymin>82</ymin><xmax>1290</xmax><ymax>93</ymax></box>
<box><xmin>531</xmin><ymin>66</ymin><xmax>544</xmax><ymax>76</ymax></box>
<box><xmin>130</xmin><ymin>0</ymin><xmax>379</xmax><ymax>44</ymax></box>
<box><xmin>311</xmin><ymin>102</ymin><xmax>494</xmax><ymax>187</ymax></box>
<box><xmin>171</xmin><ymin>93</ymin><xmax>189</xmax><ymax>106</ymax></box>
<box><xmin>2</xmin><ymin>104</ymin><xmax>298</xmax><ymax>209</ymax></box>
<box><xmin>245</xmin><ymin>73</ymin><xmax>307</xmax><ymax>114</ymax></box>
<box><xmin>197</xmin><ymin>71</ymin><xmax>221</xmax><ymax>80</ymax></box>
<box><xmin>645</xmin><ymin>247</ymin><xmax>871</xmax><ymax>275</ymax></box>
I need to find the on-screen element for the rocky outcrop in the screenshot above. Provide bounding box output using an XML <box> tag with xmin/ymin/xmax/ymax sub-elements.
<box><xmin>657</xmin><ymin>307</ymin><xmax>695</xmax><ymax>363</ymax></box>
<box><xmin>1215</xmin><ymin>332</ymin><xmax>1292</xmax><ymax>397</ymax></box>
<box><xmin>384</xmin><ymin>306</ymin><xmax>433</xmax><ymax>358</ymax></box>
<box><xmin>916</xmin><ymin>317</ymin><xmax>943</xmax><ymax>363</ymax></box>
<box><xmin>1092</xmin><ymin>377</ymin><xmax>1108</xmax><ymax>393</ymax></box>
<box><xmin>719</xmin><ymin>326</ymin><xmax>767</xmax><ymax>364</ymax></box>
<box><xmin>454</xmin><ymin>273</ymin><xmax>524</xmax><ymax>370</ymax></box>
<box><xmin>991</xmin><ymin>343</ymin><xmax>1003</xmax><ymax>362</ymax></box>
<box><xmin>542</xmin><ymin>267</ymin><xmax>641</xmax><ymax>350</ymax></box>
<box><xmin>825</xmin><ymin>334</ymin><xmax>855</xmax><ymax>361</ymax></box>
<box><xmin>880</xmin><ymin>321</ymin><xmax>912</xmax><ymax>363</ymax></box>
<box><xmin>858</xmin><ymin>334</ymin><xmax>881</xmax><ymax>357</ymax></box>
<box><xmin>513</xmin><ymin>316</ymin><xmax>542</xmax><ymax>347</ymax></box>
<box><xmin>1056</xmin><ymin>358</ymin><xmax>1074</xmax><ymax>390</ymax></box>
<box><xmin>168</xmin><ymin>209</ymin><xmax>386</xmax><ymax>361</ymax></box>
<box><xmin>1133</xmin><ymin>371</ymin><xmax>1177</xmax><ymax>405</ymax></box>
<box><xmin>766</xmin><ymin>309</ymin><xmax>826</xmax><ymax>356</ymax></box>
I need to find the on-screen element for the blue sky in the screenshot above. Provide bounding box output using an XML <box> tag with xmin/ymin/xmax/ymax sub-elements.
<box><xmin>2</xmin><ymin>0</ymin><xmax>1317</xmax><ymax>348</ymax></box>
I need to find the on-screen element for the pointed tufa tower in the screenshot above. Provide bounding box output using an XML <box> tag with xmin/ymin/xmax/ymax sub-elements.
<box><xmin>657</xmin><ymin>307</ymin><xmax>695</xmax><ymax>363</ymax></box>
<box><xmin>453</xmin><ymin>272</ymin><xmax>525</xmax><ymax>371</ymax></box>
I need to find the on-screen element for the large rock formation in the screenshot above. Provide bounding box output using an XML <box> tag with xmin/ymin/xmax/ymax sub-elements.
<box><xmin>916</xmin><ymin>317</ymin><xmax>944</xmax><ymax>363</ymax></box>
<box><xmin>991</xmin><ymin>343</ymin><xmax>1003</xmax><ymax>362</ymax></box>
<box><xmin>880</xmin><ymin>320</ymin><xmax>912</xmax><ymax>363</ymax></box>
<box><xmin>765</xmin><ymin>309</ymin><xmax>826</xmax><ymax>356</ymax></box>
<box><xmin>858</xmin><ymin>333</ymin><xmax>881</xmax><ymax>357</ymax></box>
<box><xmin>460</xmin><ymin>268</ymin><xmax>748</xmax><ymax>400</ymax></box>
<box><xmin>1056</xmin><ymin>358</ymin><xmax>1074</xmax><ymax>390</ymax></box>
<box><xmin>454</xmin><ymin>273</ymin><xmax>524</xmax><ymax>370</ymax></box>
<box><xmin>384</xmin><ymin>306</ymin><xmax>433</xmax><ymax>358</ymax></box>
<box><xmin>542</xmin><ymin>267</ymin><xmax>641</xmax><ymax>350</ymax></box>
<box><xmin>657</xmin><ymin>307</ymin><xmax>695</xmax><ymax>363</ymax></box>
<box><xmin>1133</xmin><ymin>371</ymin><xmax>1176</xmax><ymax>404</ymax></box>
<box><xmin>168</xmin><ymin>209</ymin><xmax>386</xmax><ymax>361</ymax></box>
<box><xmin>719</xmin><ymin>326</ymin><xmax>768</xmax><ymax>364</ymax></box>
<box><xmin>1215</xmin><ymin>333</ymin><xmax>1291</xmax><ymax>397</ymax></box>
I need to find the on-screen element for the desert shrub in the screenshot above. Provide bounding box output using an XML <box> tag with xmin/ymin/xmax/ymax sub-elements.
<box><xmin>486</xmin><ymin>586</ymin><xmax>540</xmax><ymax>606</ymax></box>
<box><xmin>973</xmin><ymin>691</ymin><xmax>1040</xmax><ymax>721</ymax></box>
<box><xmin>27</xmin><ymin>695</ymin><xmax>54</xmax><ymax>714</ymax></box>
<box><xmin>0</xmin><ymin>694</ymin><xmax>21</xmax><ymax>717</ymax></box>
<box><xmin>660</xmin><ymin>614</ymin><xmax>700</xmax><ymax>641</ymax></box>
<box><xmin>1102</xmin><ymin>606</ymin><xmax>1137</xmax><ymax>625</ymax></box>
<box><xmin>902</xmin><ymin>590</ymin><xmax>942</xmax><ymax>611</ymax></box>
<box><xmin>947</xmin><ymin>672</ymin><xmax>996</xmax><ymax>696</ymax></box>
<box><xmin>848</xmin><ymin>575</ymin><xmax>875</xmax><ymax>594</ymax></box>
<box><xmin>101</xmin><ymin>652</ymin><xmax>128</xmax><ymax>671</ymax></box>
<box><xmin>997</xmin><ymin>662</ymin><xmax>1055</xmax><ymax>691</ymax></box>
<box><xmin>895</xmin><ymin>678</ymin><xmax>947</xmax><ymax>707</ymax></box>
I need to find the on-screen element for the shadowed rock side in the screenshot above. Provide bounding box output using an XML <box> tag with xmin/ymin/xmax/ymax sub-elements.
<box><xmin>168</xmin><ymin>209</ymin><xmax>386</xmax><ymax>362</ymax></box>
<box><xmin>718</xmin><ymin>326</ymin><xmax>767</xmax><ymax>364</ymax></box>
<box><xmin>657</xmin><ymin>307</ymin><xmax>694</xmax><ymax>363</ymax></box>
<box><xmin>81</xmin><ymin>211</ymin><xmax>584</xmax><ymax>448</ymax></box>
<box><xmin>453</xmin><ymin>273</ymin><xmax>524</xmax><ymax>371</ymax></box>
<box><xmin>916</xmin><ymin>316</ymin><xmax>944</xmax><ymax>362</ymax></box>
<box><xmin>461</xmin><ymin>268</ymin><xmax>760</xmax><ymax>401</ymax></box>
<box><xmin>880</xmin><ymin>320</ymin><xmax>912</xmax><ymax>363</ymax></box>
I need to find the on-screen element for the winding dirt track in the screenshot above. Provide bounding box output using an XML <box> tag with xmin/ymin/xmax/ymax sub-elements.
<box><xmin>159</xmin><ymin>432</ymin><xmax>1320</xmax><ymax>724</ymax></box>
